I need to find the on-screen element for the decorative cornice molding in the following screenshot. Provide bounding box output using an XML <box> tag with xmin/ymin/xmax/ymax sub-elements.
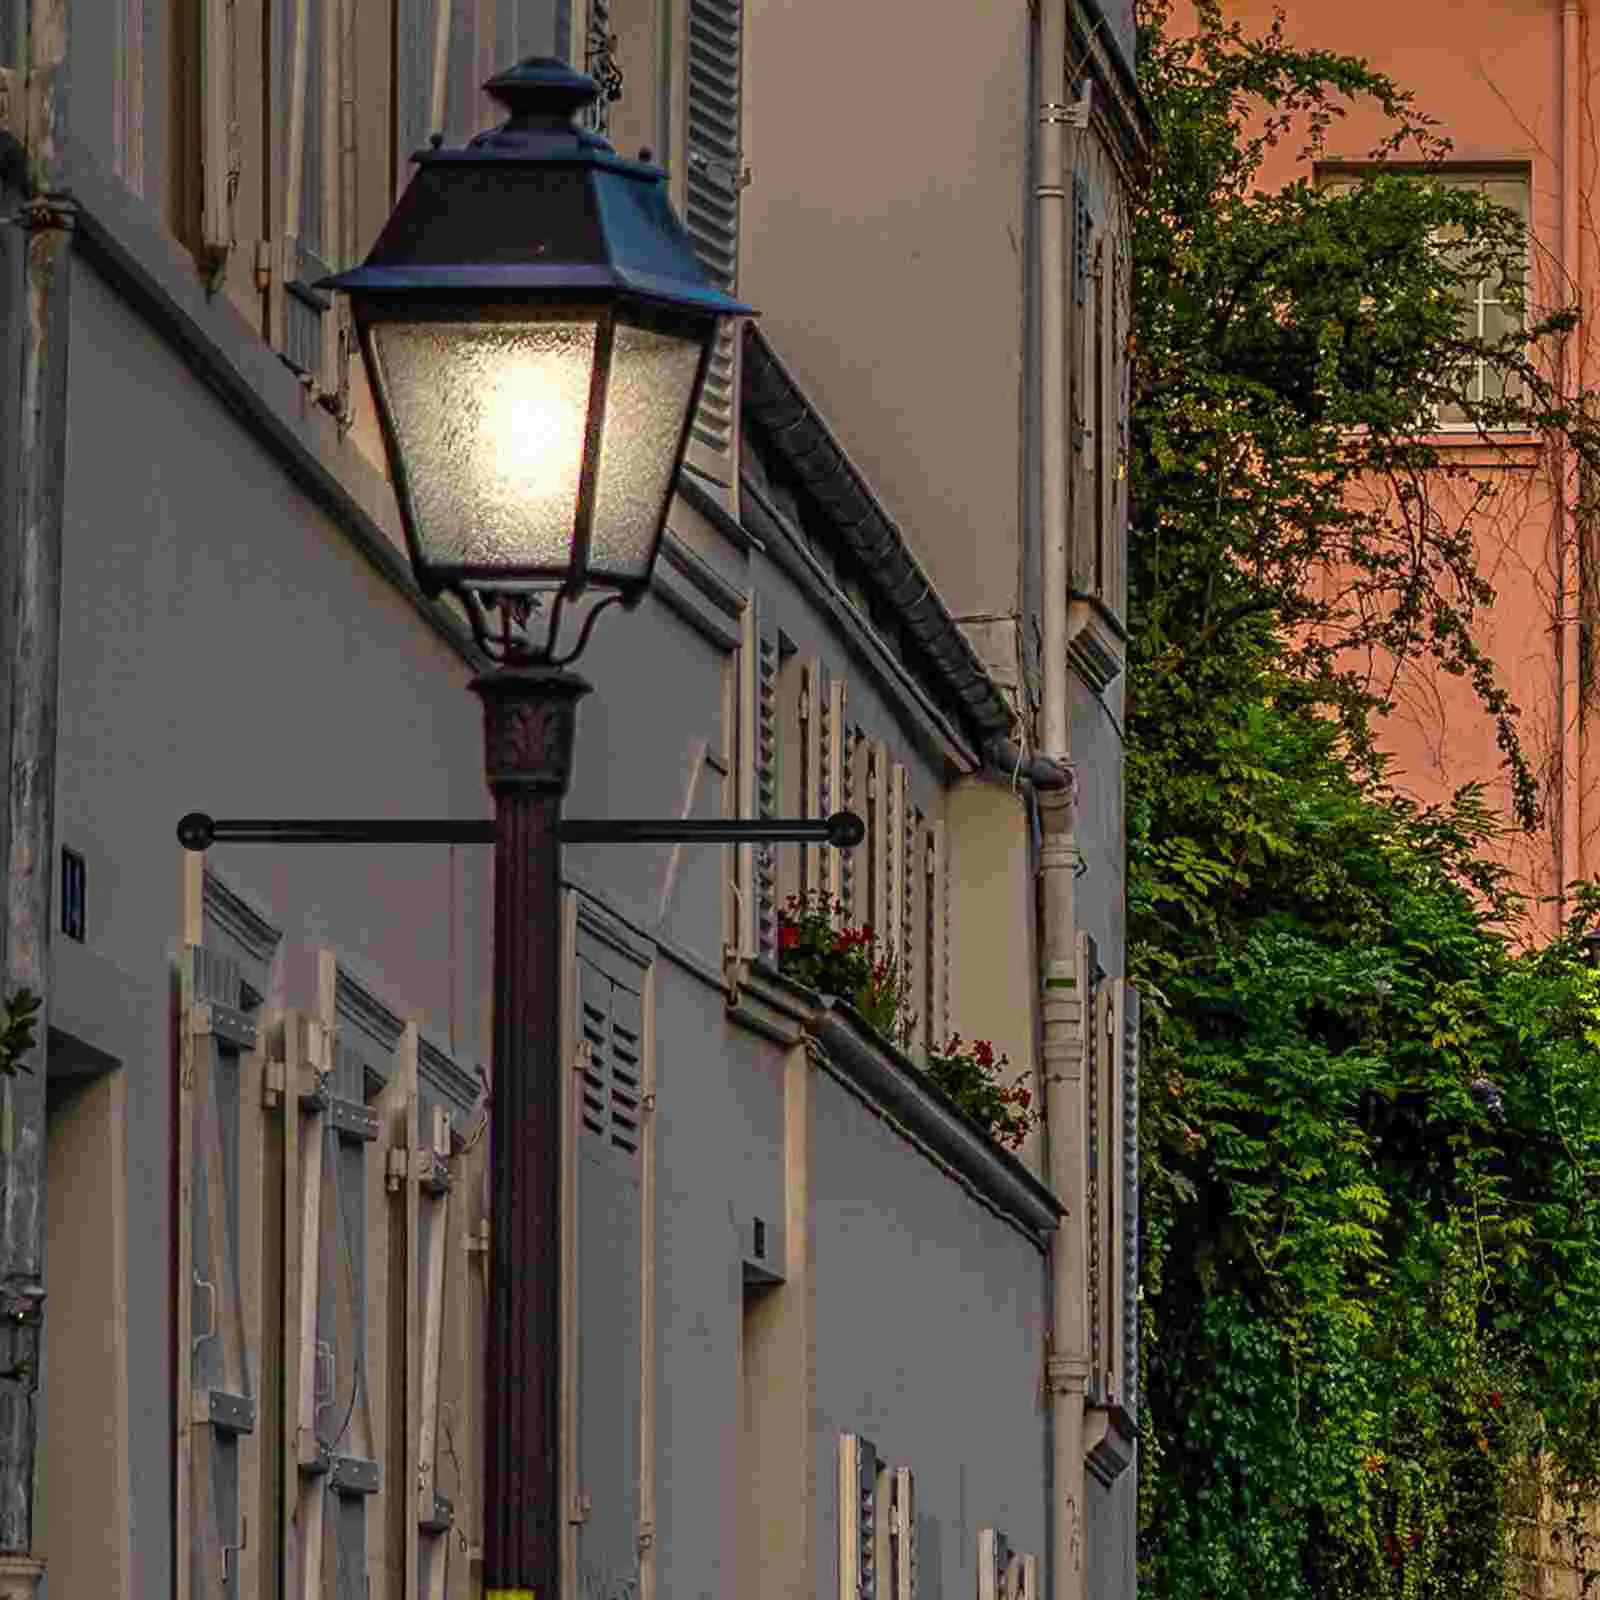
<box><xmin>334</xmin><ymin>966</ymin><xmax>406</xmax><ymax>1052</ymax></box>
<box><xmin>417</xmin><ymin>1033</ymin><xmax>483</xmax><ymax>1116</ymax></box>
<box><xmin>201</xmin><ymin>869</ymin><xmax>280</xmax><ymax>962</ymax></box>
<box><xmin>652</xmin><ymin>527</ymin><xmax>744</xmax><ymax>652</ymax></box>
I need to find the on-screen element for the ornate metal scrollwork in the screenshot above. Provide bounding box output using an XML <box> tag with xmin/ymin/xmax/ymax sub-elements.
<box><xmin>584</xmin><ymin>0</ymin><xmax>624</xmax><ymax>135</ymax></box>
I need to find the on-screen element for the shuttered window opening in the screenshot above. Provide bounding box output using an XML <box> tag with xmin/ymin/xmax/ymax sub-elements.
<box><xmin>272</xmin><ymin>0</ymin><xmax>349</xmax><ymax>412</ymax></box>
<box><xmin>184</xmin><ymin>944</ymin><xmax>264</xmax><ymax>1600</ymax></box>
<box><xmin>579</xmin><ymin>964</ymin><xmax>643</xmax><ymax>1157</ymax></box>
<box><xmin>684</xmin><ymin>0</ymin><xmax>743</xmax><ymax>455</ymax></box>
<box><xmin>282</xmin><ymin>956</ymin><xmax>406</xmax><ymax>1600</ymax></box>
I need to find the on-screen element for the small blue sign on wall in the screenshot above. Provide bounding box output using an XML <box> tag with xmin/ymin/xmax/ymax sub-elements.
<box><xmin>60</xmin><ymin>847</ymin><xmax>85</xmax><ymax>943</ymax></box>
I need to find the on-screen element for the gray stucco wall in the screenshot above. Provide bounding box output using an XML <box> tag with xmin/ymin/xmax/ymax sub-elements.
<box><xmin>811</xmin><ymin>1068</ymin><xmax>1050</xmax><ymax>1600</ymax></box>
<box><xmin>651</xmin><ymin>968</ymin><xmax>787</xmax><ymax>1599</ymax></box>
<box><xmin>55</xmin><ymin>257</ymin><xmax>502</xmax><ymax>1598</ymax></box>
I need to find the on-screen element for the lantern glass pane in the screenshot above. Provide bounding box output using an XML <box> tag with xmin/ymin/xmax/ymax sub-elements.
<box><xmin>370</xmin><ymin>316</ymin><xmax>599</xmax><ymax>579</ymax></box>
<box><xmin>587</xmin><ymin>320</ymin><xmax>708</xmax><ymax>581</ymax></box>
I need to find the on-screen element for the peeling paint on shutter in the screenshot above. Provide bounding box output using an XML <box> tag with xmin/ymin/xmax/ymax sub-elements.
<box><xmin>272</xmin><ymin>0</ymin><xmax>350</xmax><ymax>412</ymax></box>
<box><xmin>199</xmin><ymin>0</ymin><xmax>240</xmax><ymax>281</ymax></box>
<box><xmin>838</xmin><ymin>1434</ymin><xmax>878</xmax><ymax>1600</ymax></box>
<box><xmin>282</xmin><ymin>956</ymin><xmax>406</xmax><ymax>1600</ymax></box>
<box><xmin>182</xmin><ymin>944</ymin><xmax>265</xmax><ymax>1600</ymax></box>
<box><xmin>1115</xmin><ymin>978</ymin><xmax>1140</xmax><ymax>1421</ymax></box>
<box><xmin>574</xmin><ymin>952</ymin><xmax>645</xmax><ymax>1598</ymax></box>
<box><xmin>404</xmin><ymin>1030</ymin><xmax>483</xmax><ymax>1600</ymax></box>
<box><xmin>684</xmin><ymin>0</ymin><xmax>743</xmax><ymax>458</ymax></box>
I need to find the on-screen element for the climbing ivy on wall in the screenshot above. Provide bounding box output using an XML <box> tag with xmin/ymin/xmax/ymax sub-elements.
<box><xmin>1130</xmin><ymin>5</ymin><xmax>1600</xmax><ymax>1595</ymax></box>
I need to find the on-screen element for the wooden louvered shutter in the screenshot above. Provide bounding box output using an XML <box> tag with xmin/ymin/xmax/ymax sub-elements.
<box><xmin>1114</xmin><ymin>978</ymin><xmax>1140</xmax><ymax>1420</ymax></box>
<box><xmin>754</xmin><ymin>608</ymin><xmax>781</xmax><ymax>962</ymax></box>
<box><xmin>198</xmin><ymin>0</ymin><xmax>240</xmax><ymax>282</ymax></box>
<box><xmin>404</xmin><ymin>1031</ymin><xmax>486</xmax><ymax>1600</ymax></box>
<box><xmin>887</xmin><ymin>764</ymin><xmax>908</xmax><ymax>994</ymax></box>
<box><xmin>885</xmin><ymin>1465</ymin><xmax>917</xmax><ymax>1600</ymax></box>
<box><xmin>684</xmin><ymin>0</ymin><xmax>744</xmax><ymax>470</ymax></box>
<box><xmin>574</xmin><ymin>951</ymin><xmax>646</xmax><ymax>1594</ymax></box>
<box><xmin>800</xmin><ymin>659</ymin><xmax>825</xmax><ymax>898</ymax></box>
<box><xmin>838</xmin><ymin>1434</ymin><xmax>878</xmax><ymax>1600</ymax></box>
<box><xmin>1078</xmin><ymin>931</ymin><xmax>1116</xmax><ymax>1408</ymax></box>
<box><xmin>978</xmin><ymin>1529</ymin><xmax>1013</xmax><ymax>1600</ymax></box>
<box><xmin>825</xmin><ymin>677</ymin><xmax>848</xmax><ymax>907</ymax></box>
<box><xmin>282</xmin><ymin>958</ymin><xmax>403</xmax><ymax>1599</ymax></box>
<box><xmin>867</xmin><ymin>742</ymin><xmax>890</xmax><ymax>940</ymax></box>
<box><xmin>923</xmin><ymin>822</ymin><xmax>948</xmax><ymax>1049</ymax></box>
<box><xmin>273</xmin><ymin>0</ymin><xmax>347</xmax><ymax>408</ymax></box>
<box><xmin>180</xmin><ymin>945</ymin><xmax>266</xmax><ymax>1600</ymax></box>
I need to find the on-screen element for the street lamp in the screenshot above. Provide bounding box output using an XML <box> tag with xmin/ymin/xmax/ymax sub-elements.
<box><xmin>319</xmin><ymin>58</ymin><xmax>750</xmax><ymax>1600</ymax></box>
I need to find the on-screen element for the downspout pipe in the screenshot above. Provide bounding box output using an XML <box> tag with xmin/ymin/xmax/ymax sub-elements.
<box><xmin>1034</xmin><ymin>7</ymin><xmax>1089</xmax><ymax>1600</ymax></box>
<box><xmin>1561</xmin><ymin>0</ymin><xmax>1584</xmax><ymax>924</ymax></box>
<box><xmin>0</xmin><ymin>0</ymin><xmax>70</xmax><ymax>1588</ymax></box>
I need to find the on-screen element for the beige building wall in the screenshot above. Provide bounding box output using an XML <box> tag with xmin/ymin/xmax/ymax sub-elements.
<box><xmin>740</xmin><ymin>0</ymin><xmax>1031</xmax><ymax>622</ymax></box>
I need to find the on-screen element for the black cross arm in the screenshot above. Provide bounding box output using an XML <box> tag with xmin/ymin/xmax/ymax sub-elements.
<box><xmin>176</xmin><ymin>810</ymin><xmax>866</xmax><ymax>852</ymax></box>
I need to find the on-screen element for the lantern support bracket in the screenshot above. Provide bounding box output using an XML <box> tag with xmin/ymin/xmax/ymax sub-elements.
<box><xmin>176</xmin><ymin>810</ymin><xmax>866</xmax><ymax>853</ymax></box>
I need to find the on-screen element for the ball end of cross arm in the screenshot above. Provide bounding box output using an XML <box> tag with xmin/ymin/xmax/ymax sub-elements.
<box><xmin>826</xmin><ymin>810</ymin><xmax>866</xmax><ymax>849</ymax></box>
<box><xmin>177</xmin><ymin>813</ymin><xmax>216</xmax><ymax>852</ymax></box>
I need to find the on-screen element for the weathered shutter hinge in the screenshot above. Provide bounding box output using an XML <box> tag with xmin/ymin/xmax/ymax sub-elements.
<box><xmin>464</xmin><ymin>1218</ymin><xmax>489</xmax><ymax>1258</ymax></box>
<box><xmin>262</xmin><ymin>1057</ymin><xmax>287</xmax><ymax>1107</ymax></box>
<box><xmin>254</xmin><ymin>239</ymin><xmax>273</xmax><ymax>292</ymax></box>
<box><xmin>385</xmin><ymin>1146</ymin><xmax>409</xmax><ymax>1192</ymax></box>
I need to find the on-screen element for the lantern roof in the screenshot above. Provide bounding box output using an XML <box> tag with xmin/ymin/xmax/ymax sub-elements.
<box><xmin>319</xmin><ymin>58</ymin><xmax>752</xmax><ymax>320</ymax></box>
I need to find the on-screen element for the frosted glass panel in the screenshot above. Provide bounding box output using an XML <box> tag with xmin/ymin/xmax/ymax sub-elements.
<box><xmin>371</xmin><ymin>318</ymin><xmax>598</xmax><ymax>576</ymax></box>
<box><xmin>588</xmin><ymin>322</ymin><xmax>705</xmax><ymax>580</ymax></box>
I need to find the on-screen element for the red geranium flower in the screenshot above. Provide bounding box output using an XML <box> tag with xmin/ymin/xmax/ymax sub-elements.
<box><xmin>779</xmin><ymin>924</ymin><xmax>800</xmax><ymax>949</ymax></box>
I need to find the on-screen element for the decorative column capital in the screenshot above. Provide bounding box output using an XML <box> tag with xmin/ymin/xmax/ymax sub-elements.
<box><xmin>472</xmin><ymin>669</ymin><xmax>591</xmax><ymax>796</ymax></box>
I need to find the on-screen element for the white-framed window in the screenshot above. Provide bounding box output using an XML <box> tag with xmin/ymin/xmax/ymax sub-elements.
<box><xmin>1317</xmin><ymin>166</ymin><xmax>1531</xmax><ymax>431</ymax></box>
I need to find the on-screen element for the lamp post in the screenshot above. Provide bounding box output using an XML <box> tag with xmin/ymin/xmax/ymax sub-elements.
<box><xmin>318</xmin><ymin>59</ymin><xmax>752</xmax><ymax>1600</ymax></box>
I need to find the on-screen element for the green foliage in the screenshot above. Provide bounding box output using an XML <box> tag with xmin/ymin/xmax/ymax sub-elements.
<box><xmin>0</xmin><ymin>990</ymin><xmax>38</xmax><ymax>1079</ymax></box>
<box><xmin>777</xmin><ymin>892</ymin><xmax>912</xmax><ymax>1043</ymax></box>
<box><xmin>922</xmin><ymin>1035</ymin><xmax>1036</xmax><ymax>1152</ymax></box>
<box><xmin>777</xmin><ymin>895</ymin><xmax>1034</xmax><ymax>1147</ymax></box>
<box><xmin>1130</xmin><ymin>5</ymin><xmax>1600</xmax><ymax>1595</ymax></box>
